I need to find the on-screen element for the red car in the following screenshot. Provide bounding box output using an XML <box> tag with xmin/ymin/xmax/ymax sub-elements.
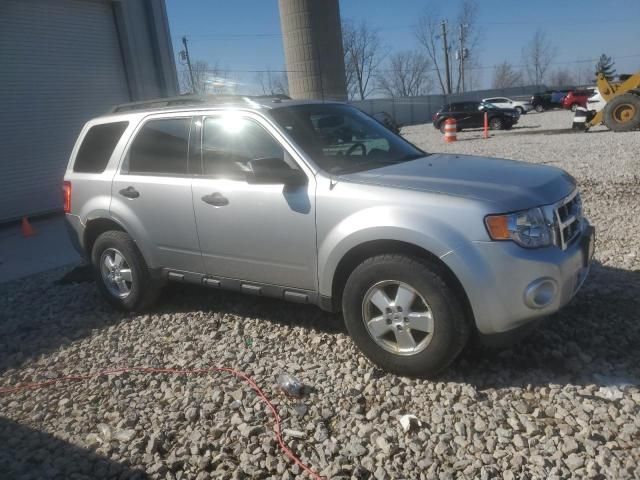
<box><xmin>562</xmin><ymin>90</ymin><xmax>594</xmax><ymax>111</ymax></box>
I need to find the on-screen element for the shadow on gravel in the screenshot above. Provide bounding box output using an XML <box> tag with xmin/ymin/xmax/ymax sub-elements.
<box><xmin>1</xmin><ymin>262</ymin><xmax>639</xmax><ymax>390</ymax></box>
<box><xmin>0</xmin><ymin>417</ymin><xmax>145</xmax><ymax>479</ymax></box>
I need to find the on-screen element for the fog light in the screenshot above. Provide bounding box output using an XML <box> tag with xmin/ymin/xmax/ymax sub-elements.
<box><xmin>524</xmin><ymin>278</ymin><xmax>558</xmax><ymax>309</ymax></box>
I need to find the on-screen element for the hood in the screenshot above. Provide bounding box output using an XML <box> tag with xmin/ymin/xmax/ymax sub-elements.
<box><xmin>339</xmin><ymin>154</ymin><xmax>576</xmax><ymax>211</ymax></box>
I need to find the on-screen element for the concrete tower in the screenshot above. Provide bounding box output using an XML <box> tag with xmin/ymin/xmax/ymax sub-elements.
<box><xmin>278</xmin><ymin>0</ymin><xmax>347</xmax><ymax>101</ymax></box>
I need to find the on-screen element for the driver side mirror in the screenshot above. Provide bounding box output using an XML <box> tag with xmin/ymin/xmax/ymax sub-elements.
<box><xmin>246</xmin><ymin>157</ymin><xmax>307</xmax><ymax>186</ymax></box>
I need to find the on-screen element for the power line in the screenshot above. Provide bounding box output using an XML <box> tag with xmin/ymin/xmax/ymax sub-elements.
<box><xmin>176</xmin><ymin>53</ymin><xmax>640</xmax><ymax>75</ymax></box>
<box><xmin>172</xmin><ymin>18</ymin><xmax>637</xmax><ymax>40</ymax></box>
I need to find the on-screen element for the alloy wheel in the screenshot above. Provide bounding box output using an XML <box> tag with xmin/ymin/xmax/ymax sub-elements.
<box><xmin>100</xmin><ymin>248</ymin><xmax>133</xmax><ymax>298</ymax></box>
<box><xmin>361</xmin><ymin>280</ymin><xmax>434</xmax><ymax>356</ymax></box>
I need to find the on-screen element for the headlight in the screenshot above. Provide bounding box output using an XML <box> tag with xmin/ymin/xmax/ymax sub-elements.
<box><xmin>485</xmin><ymin>208</ymin><xmax>553</xmax><ymax>248</ymax></box>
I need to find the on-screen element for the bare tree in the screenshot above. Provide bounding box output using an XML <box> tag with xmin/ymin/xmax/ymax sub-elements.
<box><xmin>376</xmin><ymin>50</ymin><xmax>432</xmax><ymax>97</ymax></box>
<box><xmin>491</xmin><ymin>61</ymin><xmax>523</xmax><ymax>88</ymax></box>
<box><xmin>181</xmin><ymin>61</ymin><xmax>234</xmax><ymax>95</ymax></box>
<box><xmin>549</xmin><ymin>68</ymin><xmax>576</xmax><ymax>87</ymax></box>
<box><xmin>342</xmin><ymin>19</ymin><xmax>385</xmax><ymax>100</ymax></box>
<box><xmin>415</xmin><ymin>0</ymin><xmax>482</xmax><ymax>95</ymax></box>
<box><xmin>574</xmin><ymin>61</ymin><xmax>594</xmax><ymax>85</ymax></box>
<box><xmin>415</xmin><ymin>5</ymin><xmax>447</xmax><ymax>94</ymax></box>
<box><xmin>452</xmin><ymin>0</ymin><xmax>482</xmax><ymax>92</ymax></box>
<box><xmin>522</xmin><ymin>29</ymin><xmax>556</xmax><ymax>85</ymax></box>
<box><xmin>255</xmin><ymin>68</ymin><xmax>289</xmax><ymax>96</ymax></box>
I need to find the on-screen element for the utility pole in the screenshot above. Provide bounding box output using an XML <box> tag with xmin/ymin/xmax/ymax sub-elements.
<box><xmin>440</xmin><ymin>20</ymin><xmax>452</xmax><ymax>95</ymax></box>
<box><xmin>181</xmin><ymin>36</ymin><xmax>196</xmax><ymax>94</ymax></box>
<box><xmin>459</xmin><ymin>23</ymin><xmax>468</xmax><ymax>93</ymax></box>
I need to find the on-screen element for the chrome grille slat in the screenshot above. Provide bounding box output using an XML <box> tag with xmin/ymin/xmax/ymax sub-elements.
<box><xmin>553</xmin><ymin>189</ymin><xmax>582</xmax><ymax>250</ymax></box>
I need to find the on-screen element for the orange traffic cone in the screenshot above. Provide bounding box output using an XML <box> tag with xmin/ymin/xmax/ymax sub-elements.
<box><xmin>21</xmin><ymin>217</ymin><xmax>36</xmax><ymax>237</ymax></box>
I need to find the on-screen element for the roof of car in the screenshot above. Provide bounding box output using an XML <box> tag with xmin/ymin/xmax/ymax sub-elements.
<box><xmin>103</xmin><ymin>95</ymin><xmax>343</xmax><ymax>117</ymax></box>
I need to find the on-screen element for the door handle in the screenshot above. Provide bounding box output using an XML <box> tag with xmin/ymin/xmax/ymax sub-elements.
<box><xmin>201</xmin><ymin>192</ymin><xmax>229</xmax><ymax>207</ymax></box>
<box><xmin>119</xmin><ymin>186</ymin><xmax>140</xmax><ymax>199</ymax></box>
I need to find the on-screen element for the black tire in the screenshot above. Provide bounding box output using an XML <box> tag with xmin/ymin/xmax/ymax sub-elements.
<box><xmin>535</xmin><ymin>104</ymin><xmax>544</xmax><ymax>113</ymax></box>
<box><xmin>489</xmin><ymin>117</ymin><xmax>504</xmax><ymax>130</ymax></box>
<box><xmin>504</xmin><ymin>123</ymin><xmax>513</xmax><ymax>130</ymax></box>
<box><xmin>603</xmin><ymin>93</ymin><xmax>640</xmax><ymax>132</ymax></box>
<box><xmin>438</xmin><ymin>121</ymin><xmax>447</xmax><ymax>134</ymax></box>
<box><xmin>342</xmin><ymin>254</ymin><xmax>470</xmax><ymax>378</ymax></box>
<box><xmin>570</xmin><ymin>103</ymin><xmax>578</xmax><ymax>112</ymax></box>
<box><xmin>91</xmin><ymin>230</ymin><xmax>161</xmax><ymax>311</ymax></box>
<box><xmin>515</xmin><ymin>106</ymin><xmax>524</xmax><ymax>115</ymax></box>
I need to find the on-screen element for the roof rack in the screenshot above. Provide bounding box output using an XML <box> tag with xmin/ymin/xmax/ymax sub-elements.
<box><xmin>110</xmin><ymin>94</ymin><xmax>292</xmax><ymax>113</ymax></box>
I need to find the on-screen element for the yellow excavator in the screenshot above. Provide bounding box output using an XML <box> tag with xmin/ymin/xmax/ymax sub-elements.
<box><xmin>585</xmin><ymin>71</ymin><xmax>640</xmax><ymax>131</ymax></box>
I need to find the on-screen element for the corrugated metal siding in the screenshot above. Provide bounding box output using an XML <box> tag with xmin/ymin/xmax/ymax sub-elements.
<box><xmin>0</xmin><ymin>0</ymin><xmax>130</xmax><ymax>221</ymax></box>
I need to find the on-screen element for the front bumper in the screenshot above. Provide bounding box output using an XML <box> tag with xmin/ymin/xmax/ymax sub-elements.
<box><xmin>444</xmin><ymin>222</ymin><xmax>594</xmax><ymax>336</ymax></box>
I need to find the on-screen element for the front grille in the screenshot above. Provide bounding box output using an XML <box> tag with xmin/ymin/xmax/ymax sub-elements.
<box><xmin>554</xmin><ymin>190</ymin><xmax>582</xmax><ymax>250</ymax></box>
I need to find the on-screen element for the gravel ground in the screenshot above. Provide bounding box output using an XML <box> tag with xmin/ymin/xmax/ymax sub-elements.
<box><xmin>1</xmin><ymin>110</ymin><xmax>640</xmax><ymax>479</ymax></box>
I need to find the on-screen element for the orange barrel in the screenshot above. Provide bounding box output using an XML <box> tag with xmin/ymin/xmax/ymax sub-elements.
<box><xmin>444</xmin><ymin>118</ymin><xmax>457</xmax><ymax>143</ymax></box>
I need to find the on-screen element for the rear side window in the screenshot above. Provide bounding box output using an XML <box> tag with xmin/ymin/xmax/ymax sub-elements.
<box><xmin>128</xmin><ymin>118</ymin><xmax>191</xmax><ymax>175</ymax></box>
<box><xmin>73</xmin><ymin>122</ymin><xmax>128</xmax><ymax>173</ymax></box>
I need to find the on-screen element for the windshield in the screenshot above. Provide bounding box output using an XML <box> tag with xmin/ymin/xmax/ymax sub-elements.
<box><xmin>269</xmin><ymin>104</ymin><xmax>426</xmax><ymax>174</ymax></box>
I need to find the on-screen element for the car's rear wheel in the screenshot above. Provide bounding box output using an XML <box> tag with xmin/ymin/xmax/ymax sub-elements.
<box><xmin>342</xmin><ymin>254</ymin><xmax>469</xmax><ymax>378</ymax></box>
<box><xmin>92</xmin><ymin>231</ymin><xmax>161</xmax><ymax>311</ymax></box>
<box><xmin>570</xmin><ymin>103</ymin><xmax>578</xmax><ymax>112</ymax></box>
<box><xmin>535</xmin><ymin>105</ymin><xmax>544</xmax><ymax>113</ymax></box>
<box><xmin>515</xmin><ymin>106</ymin><xmax>524</xmax><ymax>115</ymax></box>
<box><xmin>489</xmin><ymin>117</ymin><xmax>504</xmax><ymax>130</ymax></box>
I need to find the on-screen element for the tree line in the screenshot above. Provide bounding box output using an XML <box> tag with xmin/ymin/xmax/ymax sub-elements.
<box><xmin>180</xmin><ymin>0</ymin><xmax>623</xmax><ymax>97</ymax></box>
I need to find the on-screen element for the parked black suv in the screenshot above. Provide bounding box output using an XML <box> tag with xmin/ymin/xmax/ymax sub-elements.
<box><xmin>432</xmin><ymin>101</ymin><xmax>519</xmax><ymax>132</ymax></box>
<box><xmin>530</xmin><ymin>90</ymin><xmax>571</xmax><ymax>112</ymax></box>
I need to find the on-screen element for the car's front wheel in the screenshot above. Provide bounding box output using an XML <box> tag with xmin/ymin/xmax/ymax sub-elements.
<box><xmin>342</xmin><ymin>254</ymin><xmax>469</xmax><ymax>377</ymax></box>
<box><xmin>91</xmin><ymin>230</ymin><xmax>162</xmax><ymax>311</ymax></box>
<box><xmin>535</xmin><ymin>105</ymin><xmax>544</xmax><ymax>113</ymax></box>
<box><xmin>515</xmin><ymin>106</ymin><xmax>524</xmax><ymax>115</ymax></box>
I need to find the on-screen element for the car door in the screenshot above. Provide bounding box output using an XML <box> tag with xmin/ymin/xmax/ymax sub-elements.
<box><xmin>449</xmin><ymin>104</ymin><xmax>470</xmax><ymax>127</ymax></box>
<box><xmin>191</xmin><ymin>112</ymin><xmax>317</xmax><ymax>291</ymax></box>
<box><xmin>464</xmin><ymin>102</ymin><xmax>484</xmax><ymax>128</ymax></box>
<box><xmin>111</xmin><ymin>115</ymin><xmax>203</xmax><ymax>273</ymax></box>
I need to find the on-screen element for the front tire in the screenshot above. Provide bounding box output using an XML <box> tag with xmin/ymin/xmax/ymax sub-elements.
<box><xmin>570</xmin><ymin>103</ymin><xmax>578</xmax><ymax>112</ymax></box>
<box><xmin>489</xmin><ymin>117</ymin><xmax>504</xmax><ymax>130</ymax></box>
<box><xmin>342</xmin><ymin>254</ymin><xmax>469</xmax><ymax>378</ymax></box>
<box><xmin>535</xmin><ymin>105</ymin><xmax>544</xmax><ymax>113</ymax></box>
<box><xmin>515</xmin><ymin>106</ymin><xmax>524</xmax><ymax>115</ymax></box>
<box><xmin>91</xmin><ymin>231</ymin><xmax>161</xmax><ymax>311</ymax></box>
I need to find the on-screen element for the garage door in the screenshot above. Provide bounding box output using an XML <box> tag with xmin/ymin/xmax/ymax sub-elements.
<box><xmin>0</xmin><ymin>0</ymin><xmax>130</xmax><ymax>222</ymax></box>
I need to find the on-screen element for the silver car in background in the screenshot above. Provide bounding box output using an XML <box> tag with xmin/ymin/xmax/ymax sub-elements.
<box><xmin>63</xmin><ymin>96</ymin><xmax>594</xmax><ymax>377</ymax></box>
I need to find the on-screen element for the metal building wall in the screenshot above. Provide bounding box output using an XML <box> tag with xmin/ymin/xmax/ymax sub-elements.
<box><xmin>0</xmin><ymin>0</ymin><xmax>178</xmax><ymax>222</ymax></box>
<box><xmin>278</xmin><ymin>0</ymin><xmax>347</xmax><ymax>101</ymax></box>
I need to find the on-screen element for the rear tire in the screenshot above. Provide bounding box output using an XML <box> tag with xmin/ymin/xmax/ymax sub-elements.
<box><xmin>570</xmin><ymin>103</ymin><xmax>578</xmax><ymax>112</ymax></box>
<box><xmin>603</xmin><ymin>93</ymin><xmax>640</xmax><ymax>132</ymax></box>
<box><xmin>341</xmin><ymin>254</ymin><xmax>469</xmax><ymax>378</ymax></box>
<box><xmin>515</xmin><ymin>106</ymin><xmax>524</xmax><ymax>115</ymax></box>
<box><xmin>535</xmin><ymin>105</ymin><xmax>544</xmax><ymax>113</ymax></box>
<box><xmin>489</xmin><ymin>117</ymin><xmax>504</xmax><ymax>130</ymax></box>
<box><xmin>91</xmin><ymin>231</ymin><xmax>161</xmax><ymax>311</ymax></box>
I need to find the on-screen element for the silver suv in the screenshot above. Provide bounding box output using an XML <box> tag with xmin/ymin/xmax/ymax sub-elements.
<box><xmin>64</xmin><ymin>96</ymin><xmax>594</xmax><ymax>377</ymax></box>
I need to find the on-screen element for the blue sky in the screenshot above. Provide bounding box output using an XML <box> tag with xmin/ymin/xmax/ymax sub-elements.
<box><xmin>166</xmin><ymin>0</ymin><xmax>640</xmax><ymax>93</ymax></box>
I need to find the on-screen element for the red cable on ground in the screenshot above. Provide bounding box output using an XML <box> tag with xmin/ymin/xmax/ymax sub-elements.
<box><xmin>0</xmin><ymin>366</ymin><xmax>325</xmax><ymax>480</ymax></box>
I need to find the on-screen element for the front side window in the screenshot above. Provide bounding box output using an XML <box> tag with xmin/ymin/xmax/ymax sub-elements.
<box><xmin>128</xmin><ymin>118</ymin><xmax>190</xmax><ymax>175</ymax></box>
<box><xmin>269</xmin><ymin>104</ymin><xmax>425</xmax><ymax>174</ymax></box>
<box><xmin>74</xmin><ymin>121</ymin><xmax>128</xmax><ymax>173</ymax></box>
<box><xmin>202</xmin><ymin>115</ymin><xmax>285</xmax><ymax>180</ymax></box>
